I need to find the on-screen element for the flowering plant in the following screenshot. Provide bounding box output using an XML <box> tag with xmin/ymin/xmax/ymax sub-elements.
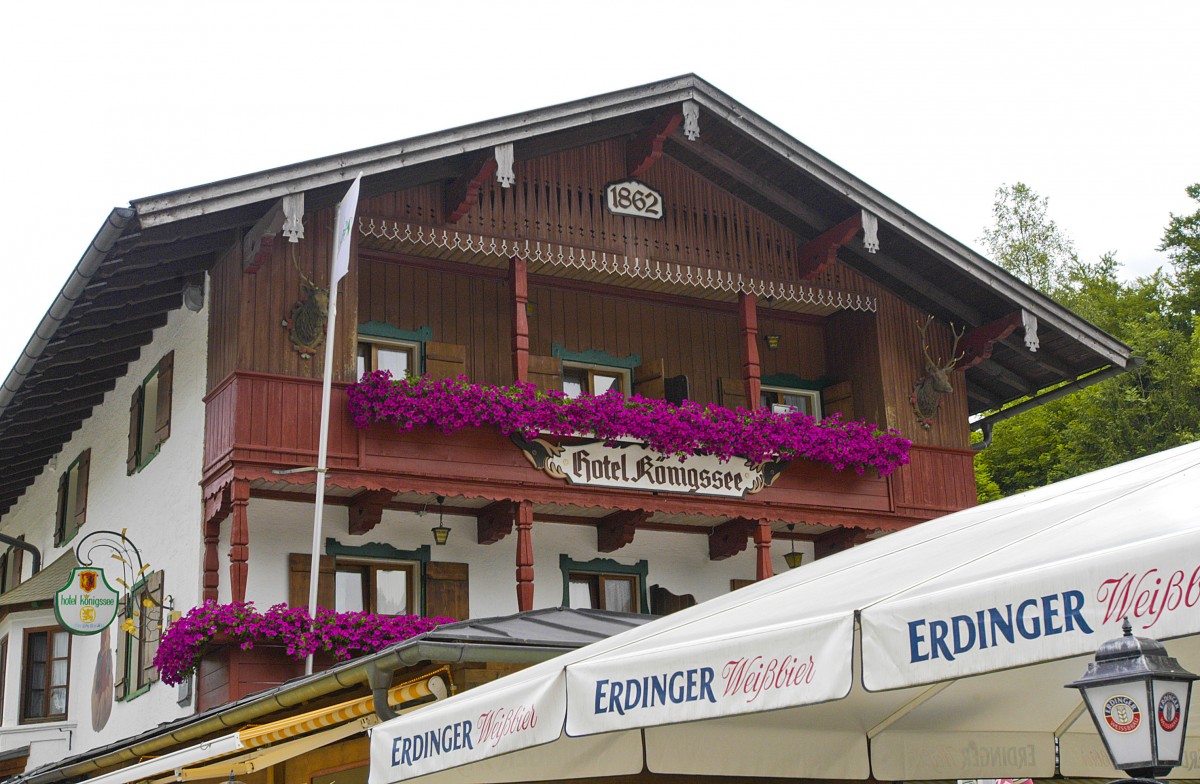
<box><xmin>153</xmin><ymin>601</ymin><xmax>454</xmax><ymax>686</ymax></box>
<box><xmin>347</xmin><ymin>372</ymin><xmax>910</xmax><ymax>475</ymax></box>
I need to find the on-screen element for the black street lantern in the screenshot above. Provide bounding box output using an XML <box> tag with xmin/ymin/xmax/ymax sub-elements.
<box><xmin>1067</xmin><ymin>618</ymin><xmax>1198</xmax><ymax>780</ymax></box>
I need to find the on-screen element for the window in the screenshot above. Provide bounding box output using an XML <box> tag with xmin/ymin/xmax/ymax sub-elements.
<box><xmin>568</xmin><ymin>572</ymin><xmax>638</xmax><ymax>613</ymax></box>
<box><xmin>357</xmin><ymin>338</ymin><xmax>420</xmax><ymax>380</ymax></box>
<box><xmin>55</xmin><ymin>450</ymin><xmax>90</xmax><ymax>546</ymax></box>
<box><xmin>559</xmin><ymin>555</ymin><xmax>649</xmax><ymax>614</ymax></box>
<box><xmin>127</xmin><ymin>351</ymin><xmax>174</xmax><ymax>474</ymax></box>
<box><xmin>760</xmin><ymin>386</ymin><xmax>821</xmax><ymax>417</ymax></box>
<box><xmin>117</xmin><ymin>571</ymin><xmax>164</xmax><ymax>700</ymax></box>
<box><xmin>334</xmin><ymin>560</ymin><xmax>417</xmax><ymax>615</ymax></box>
<box><xmin>21</xmin><ymin>627</ymin><xmax>70</xmax><ymax>723</ymax></box>
<box><xmin>0</xmin><ymin>538</ymin><xmax>25</xmax><ymax>594</ymax></box>
<box><xmin>562</xmin><ymin>363</ymin><xmax>630</xmax><ymax>398</ymax></box>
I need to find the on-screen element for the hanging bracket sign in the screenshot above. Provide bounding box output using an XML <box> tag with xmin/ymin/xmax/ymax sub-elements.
<box><xmin>55</xmin><ymin>567</ymin><xmax>119</xmax><ymax>635</ymax></box>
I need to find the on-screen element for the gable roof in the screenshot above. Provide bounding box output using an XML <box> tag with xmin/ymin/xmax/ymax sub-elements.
<box><xmin>0</xmin><ymin>74</ymin><xmax>1133</xmax><ymax>517</ymax></box>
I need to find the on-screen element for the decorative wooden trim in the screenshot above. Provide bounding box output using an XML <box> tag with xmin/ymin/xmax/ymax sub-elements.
<box><xmin>445</xmin><ymin>155</ymin><xmax>499</xmax><ymax>224</ymax></box>
<box><xmin>709</xmin><ymin>517</ymin><xmax>753</xmax><ymax>561</ymax></box>
<box><xmin>627</xmin><ymin>112</ymin><xmax>683</xmax><ymax>178</ymax></box>
<box><xmin>242</xmin><ymin>195</ymin><xmax>304</xmax><ymax>273</ymax></box>
<box><xmin>752</xmin><ymin>520</ymin><xmax>773</xmax><ymax>581</ymax></box>
<box><xmin>203</xmin><ymin>518</ymin><xmax>221</xmax><ymax>603</ymax></box>
<box><xmin>760</xmin><ymin>373</ymin><xmax>830</xmax><ymax>390</ymax></box>
<box><xmin>347</xmin><ymin>490</ymin><xmax>395</xmax><ymax>536</ymax></box>
<box><xmin>813</xmin><ymin>526</ymin><xmax>873</xmax><ymax>559</ymax></box>
<box><xmin>958</xmin><ymin>312</ymin><xmax>1022</xmax><ymax>371</ymax></box>
<box><xmin>325</xmin><ymin>537</ymin><xmax>431</xmax><ymax>563</ymax></box>
<box><xmin>597</xmin><ymin>509</ymin><xmax>648</xmax><ymax>553</ymax></box>
<box><xmin>739</xmin><ymin>293</ymin><xmax>761</xmax><ymax>407</ymax></box>
<box><xmin>228</xmin><ymin>478</ymin><xmax>251</xmax><ymax>603</ymax></box>
<box><xmin>552</xmin><ymin>343</ymin><xmax>641</xmax><ymax>369</ymax></box>
<box><xmin>795</xmin><ymin>213</ymin><xmax>864</xmax><ymax>279</ymax></box>
<box><xmin>558</xmin><ymin>554</ymin><xmax>650</xmax><ymax>614</ymax></box>
<box><xmin>357</xmin><ymin>322</ymin><xmax>432</xmax><ymax>343</ymax></box>
<box><xmin>476</xmin><ymin>500</ymin><xmax>517</xmax><ymax>546</ymax></box>
<box><xmin>510</xmin><ymin>259</ymin><xmax>529</xmax><ymax>383</ymax></box>
<box><xmin>514</xmin><ymin>501</ymin><xmax>534</xmax><ymax>611</ymax></box>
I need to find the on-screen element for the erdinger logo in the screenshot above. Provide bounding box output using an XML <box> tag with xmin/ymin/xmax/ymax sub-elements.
<box><xmin>1159</xmin><ymin>692</ymin><xmax>1181</xmax><ymax>732</ymax></box>
<box><xmin>1105</xmin><ymin>695</ymin><xmax>1141</xmax><ymax>733</ymax></box>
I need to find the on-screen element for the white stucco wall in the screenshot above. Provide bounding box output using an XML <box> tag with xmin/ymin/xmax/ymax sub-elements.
<box><xmin>234</xmin><ymin>497</ymin><xmax>816</xmax><ymax>619</ymax></box>
<box><xmin>0</xmin><ymin>291</ymin><xmax>208</xmax><ymax>762</ymax></box>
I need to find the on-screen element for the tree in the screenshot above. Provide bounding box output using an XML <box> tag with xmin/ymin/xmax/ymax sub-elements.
<box><xmin>973</xmin><ymin>185</ymin><xmax>1200</xmax><ymax>499</ymax></box>
<box><xmin>979</xmin><ymin>183</ymin><xmax>1077</xmax><ymax>294</ymax></box>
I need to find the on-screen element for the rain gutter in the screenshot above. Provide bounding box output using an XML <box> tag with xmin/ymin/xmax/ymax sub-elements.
<box><xmin>0</xmin><ymin>534</ymin><xmax>40</xmax><ymax>575</ymax></box>
<box><xmin>0</xmin><ymin>208</ymin><xmax>135</xmax><ymax>417</ymax></box>
<box><xmin>970</xmin><ymin>358</ymin><xmax>1143</xmax><ymax>432</ymax></box>
<box><xmin>17</xmin><ymin>639</ymin><xmax>563</xmax><ymax>784</ymax></box>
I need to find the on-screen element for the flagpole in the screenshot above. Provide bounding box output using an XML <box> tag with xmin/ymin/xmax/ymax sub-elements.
<box><xmin>306</xmin><ymin>173</ymin><xmax>362</xmax><ymax>675</ymax></box>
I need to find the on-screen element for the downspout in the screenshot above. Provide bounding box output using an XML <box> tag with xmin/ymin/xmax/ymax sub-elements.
<box><xmin>0</xmin><ymin>208</ymin><xmax>134</xmax><ymax>416</ymax></box>
<box><xmin>0</xmin><ymin>534</ymin><xmax>41</xmax><ymax>574</ymax></box>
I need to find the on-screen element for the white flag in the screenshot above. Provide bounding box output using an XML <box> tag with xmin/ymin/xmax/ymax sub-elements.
<box><xmin>331</xmin><ymin>172</ymin><xmax>362</xmax><ymax>286</ymax></box>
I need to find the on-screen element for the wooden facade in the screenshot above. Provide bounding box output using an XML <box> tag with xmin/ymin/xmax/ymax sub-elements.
<box><xmin>201</xmin><ymin>132</ymin><xmax>979</xmax><ymax>612</ymax></box>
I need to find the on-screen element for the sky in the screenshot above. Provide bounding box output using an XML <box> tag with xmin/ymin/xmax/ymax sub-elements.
<box><xmin>2</xmin><ymin>1</ymin><xmax>1197</xmax><ymax>376</ymax></box>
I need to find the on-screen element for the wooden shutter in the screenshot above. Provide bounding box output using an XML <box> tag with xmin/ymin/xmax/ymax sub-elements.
<box><xmin>54</xmin><ymin>472</ymin><xmax>68</xmax><ymax>547</ymax></box>
<box><xmin>154</xmin><ymin>351</ymin><xmax>174</xmax><ymax>448</ymax></box>
<box><xmin>127</xmin><ymin>385</ymin><xmax>143</xmax><ymax>475</ymax></box>
<box><xmin>527</xmin><ymin>355</ymin><xmax>562</xmax><ymax>394</ymax></box>
<box><xmin>424</xmin><ymin>561</ymin><xmax>469</xmax><ymax>620</ymax></box>
<box><xmin>73</xmin><ymin>449</ymin><xmax>90</xmax><ymax>531</ymax></box>
<box><xmin>649</xmin><ymin>584</ymin><xmax>696</xmax><ymax>615</ymax></box>
<box><xmin>822</xmin><ymin>380</ymin><xmax>854</xmax><ymax>420</ymax></box>
<box><xmin>114</xmin><ymin>601</ymin><xmax>127</xmax><ymax>699</ymax></box>
<box><xmin>424</xmin><ymin>342</ymin><xmax>467</xmax><ymax>380</ymax></box>
<box><xmin>633</xmin><ymin>358</ymin><xmax>665</xmax><ymax>399</ymax></box>
<box><xmin>144</xmin><ymin>571</ymin><xmax>164</xmax><ymax>684</ymax></box>
<box><xmin>719</xmin><ymin>377</ymin><xmax>746</xmax><ymax>409</ymax></box>
<box><xmin>288</xmin><ymin>553</ymin><xmax>335</xmax><ymax>610</ymax></box>
<box><xmin>10</xmin><ymin>537</ymin><xmax>23</xmax><ymax>586</ymax></box>
<box><xmin>729</xmin><ymin>579</ymin><xmax>755</xmax><ymax>592</ymax></box>
<box><xmin>664</xmin><ymin>375</ymin><xmax>690</xmax><ymax>406</ymax></box>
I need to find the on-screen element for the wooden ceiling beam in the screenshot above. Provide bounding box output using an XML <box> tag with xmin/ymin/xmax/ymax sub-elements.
<box><xmin>814</xmin><ymin>526</ymin><xmax>873</xmax><ymax>559</ymax></box>
<box><xmin>709</xmin><ymin>517</ymin><xmax>753</xmax><ymax>561</ymax></box>
<box><xmin>958</xmin><ymin>312</ymin><xmax>1022</xmax><ymax>371</ymax></box>
<box><xmin>627</xmin><ymin>111</ymin><xmax>683</xmax><ymax>178</ymax></box>
<box><xmin>444</xmin><ymin>153</ymin><xmax>499</xmax><ymax>224</ymax></box>
<box><xmin>477</xmin><ymin>500</ymin><xmax>517</xmax><ymax>545</ymax></box>
<box><xmin>796</xmin><ymin>212</ymin><xmax>863</xmax><ymax>279</ymax></box>
<box><xmin>28</xmin><ymin>346</ymin><xmax>141</xmax><ymax>378</ymax></box>
<box><xmin>974</xmin><ymin>357</ymin><xmax>1036</xmax><ymax>395</ymax></box>
<box><xmin>597</xmin><ymin>509</ymin><xmax>648</xmax><ymax>553</ymax></box>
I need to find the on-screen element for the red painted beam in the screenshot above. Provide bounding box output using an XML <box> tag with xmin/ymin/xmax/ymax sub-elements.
<box><xmin>627</xmin><ymin>112</ymin><xmax>683</xmax><ymax>178</ymax></box>
<box><xmin>347</xmin><ymin>490</ymin><xmax>394</xmax><ymax>535</ymax></box>
<box><xmin>957</xmin><ymin>312</ymin><xmax>1022</xmax><ymax>370</ymax></box>
<box><xmin>597</xmin><ymin>509</ymin><xmax>648</xmax><ymax>553</ymax></box>
<box><xmin>477</xmin><ymin>500</ymin><xmax>517</xmax><ymax>545</ymax></box>
<box><xmin>739</xmin><ymin>293</ymin><xmax>761</xmax><ymax>407</ymax></box>
<box><xmin>445</xmin><ymin>155</ymin><xmax>498</xmax><ymax>224</ymax></box>
<box><xmin>795</xmin><ymin>213</ymin><xmax>863</xmax><ymax>279</ymax></box>
<box><xmin>709</xmin><ymin>517</ymin><xmax>753</xmax><ymax>561</ymax></box>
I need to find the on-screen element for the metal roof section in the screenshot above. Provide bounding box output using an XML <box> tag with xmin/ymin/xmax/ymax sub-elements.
<box><xmin>11</xmin><ymin>607</ymin><xmax>658</xmax><ymax>784</ymax></box>
<box><xmin>0</xmin><ymin>74</ymin><xmax>1135</xmax><ymax>518</ymax></box>
<box><xmin>0</xmin><ymin>550</ymin><xmax>76</xmax><ymax>609</ymax></box>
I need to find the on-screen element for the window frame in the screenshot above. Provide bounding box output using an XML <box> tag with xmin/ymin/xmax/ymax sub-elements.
<box><xmin>356</xmin><ymin>336</ymin><xmax>421</xmax><ymax>380</ymax></box>
<box><xmin>558</xmin><ymin>555</ymin><xmax>649</xmax><ymax>614</ymax></box>
<box><xmin>759</xmin><ymin>385</ymin><xmax>822</xmax><ymax>417</ymax></box>
<box><xmin>333</xmin><ymin>558</ymin><xmax>419</xmax><ymax>616</ymax></box>
<box><xmin>118</xmin><ymin>570</ymin><xmax>164</xmax><ymax>702</ymax></box>
<box><xmin>20</xmin><ymin>626</ymin><xmax>70</xmax><ymax>724</ymax></box>
<box><xmin>128</xmin><ymin>351</ymin><xmax>173</xmax><ymax>475</ymax></box>
<box><xmin>561</xmin><ymin>361</ymin><xmax>631</xmax><ymax>398</ymax></box>
<box><xmin>55</xmin><ymin>450</ymin><xmax>90</xmax><ymax>547</ymax></box>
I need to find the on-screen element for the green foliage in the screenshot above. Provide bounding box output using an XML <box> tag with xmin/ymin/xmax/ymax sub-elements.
<box><xmin>979</xmin><ymin>183</ymin><xmax>1077</xmax><ymax>293</ymax></box>
<box><xmin>974</xmin><ymin>184</ymin><xmax>1200</xmax><ymax>500</ymax></box>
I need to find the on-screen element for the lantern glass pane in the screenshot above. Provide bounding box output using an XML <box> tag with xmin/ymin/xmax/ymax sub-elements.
<box><xmin>1150</xmin><ymin>678</ymin><xmax>1192</xmax><ymax>766</ymax></box>
<box><xmin>1083</xmin><ymin>679</ymin><xmax>1152</xmax><ymax>771</ymax></box>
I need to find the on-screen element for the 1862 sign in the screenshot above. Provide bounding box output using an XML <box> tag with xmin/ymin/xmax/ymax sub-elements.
<box><xmin>513</xmin><ymin>436</ymin><xmax>785</xmax><ymax>498</ymax></box>
<box><xmin>605</xmin><ymin>180</ymin><xmax>663</xmax><ymax>220</ymax></box>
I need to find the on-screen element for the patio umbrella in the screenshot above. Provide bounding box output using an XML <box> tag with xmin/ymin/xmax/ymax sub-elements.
<box><xmin>370</xmin><ymin>440</ymin><xmax>1200</xmax><ymax>784</ymax></box>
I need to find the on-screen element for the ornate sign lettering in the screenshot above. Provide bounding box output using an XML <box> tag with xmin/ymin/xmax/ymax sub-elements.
<box><xmin>512</xmin><ymin>435</ymin><xmax>785</xmax><ymax>498</ymax></box>
<box><xmin>55</xmin><ymin>567</ymin><xmax>119</xmax><ymax>635</ymax></box>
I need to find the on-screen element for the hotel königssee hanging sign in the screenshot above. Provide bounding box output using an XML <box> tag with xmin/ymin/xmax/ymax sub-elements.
<box><xmin>55</xmin><ymin>567</ymin><xmax>119</xmax><ymax>635</ymax></box>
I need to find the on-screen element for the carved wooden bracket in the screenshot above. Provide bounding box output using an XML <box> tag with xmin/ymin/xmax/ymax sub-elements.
<box><xmin>627</xmin><ymin>112</ymin><xmax>683</xmax><ymax>178</ymax></box>
<box><xmin>477</xmin><ymin>500</ymin><xmax>517</xmax><ymax>545</ymax></box>
<box><xmin>957</xmin><ymin>312</ymin><xmax>1022</xmax><ymax>371</ymax></box>
<box><xmin>813</xmin><ymin>526</ymin><xmax>873</xmax><ymax>559</ymax></box>
<box><xmin>243</xmin><ymin>194</ymin><xmax>304</xmax><ymax>273</ymax></box>
<box><xmin>709</xmin><ymin>518</ymin><xmax>754</xmax><ymax>561</ymax></box>
<box><xmin>203</xmin><ymin>479</ymin><xmax>233</xmax><ymax>527</ymax></box>
<box><xmin>445</xmin><ymin>154</ymin><xmax>499</xmax><ymax>224</ymax></box>
<box><xmin>347</xmin><ymin>490</ymin><xmax>394</xmax><ymax>535</ymax></box>
<box><xmin>597</xmin><ymin>509</ymin><xmax>649</xmax><ymax>553</ymax></box>
<box><xmin>795</xmin><ymin>213</ymin><xmax>863</xmax><ymax>279</ymax></box>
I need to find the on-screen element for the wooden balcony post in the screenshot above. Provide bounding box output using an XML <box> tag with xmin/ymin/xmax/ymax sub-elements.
<box><xmin>510</xmin><ymin>258</ymin><xmax>529</xmax><ymax>383</ymax></box>
<box><xmin>203</xmin><ymin>519</ymin><xmax>221</xmax><ymax>602</ymax></box>
<box><xmin>753</xmin><ymin>520</ymin><xmax>774</xmax><ymax>581</ymax></box>
<box><xmin>514</xmin><ymin>500</ymin><xmax>534</xmax><ymax>611</ymax></box>
<box><xmin>738</xmin><ymin>292</ymin><xmax>762</xmax><ymax>407</ymax></box>
<box><xmin>228</xmin><ymin>478</ymin><xmax>251</xmax><ymax>603</ymax></box>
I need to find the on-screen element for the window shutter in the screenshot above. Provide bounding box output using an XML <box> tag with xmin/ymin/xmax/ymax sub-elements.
<box><xmin>144</xmin><ymin>570</ymin><xmax>164</xmax><ymax>684</ymax></box>
<box><xmin>822</xmin><ymin>380</ymin><xmax>854</xmax><ymax>420</ymax></box>
<box><xmin>424</xmin><ymin>342</ymin><xmax>467</xmax><ymax>380</ymax></box>
<box><xmin>54</xmin><ymin>472</ymin><xmax>68</xmax><ymax>547</ymax></box>
<box><xmin>73</xmin><ymin>449</ymin><xmax>90</xmax><ymax>530</ymax></box>
<box><xmin>154</xmin><ymin>351</ymin><xmax>174</xmax><ymax>447</ymax></box>
<box><xmin>424</xmin><ymin>561</ymin><xmax>468</xmax><ymax>620</ymax></box>
<box><xmin>633</xmin><ymin>358</ymin><xmax>665</xmax><ymax>399</ymax></box>
<box><xmin>664</xmin><ymin>375</ymin><xmax>690</xmax><ymax>406</ymax></box>
<box><xmin>10</xmin><ymin>537</ymin><xmax>24</xmax><ymax>586</ymax></box>
<box><xmin>718</xmin><ymin>377</ymin><xmax>746</xmax><ymax>409</ymax></box>
<box><xmin>127</xmin><ymin>385</ymin><xmax>143</xmax><ymax>475</ymax></box>
<box><xmin>287</xmin><ymin>553</ymin><xmax>335</xmax><ymax>610</ymax></box>
<box><xmin>649</xmin><ymin>584</ymin><xmax>697</xmax><ymax>615</ymax></box>
<box><xmin>114</xmin><ymin>601</ymin><xmax>127</xmax><ymax>699</ymax></box>
<box><xmin>527</xmin><ymin>355</ymin><xmax>562</xmax><ymax>394</ymax></box>
<box><xmin>729</xmin><ymin>578</ymin><xmax>755</xmax><ymax>592</ymax></box>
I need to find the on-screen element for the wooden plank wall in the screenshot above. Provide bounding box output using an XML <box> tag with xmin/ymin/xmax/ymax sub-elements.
<box><xmin>206</xmin><ymin>240</ymin><xmax>243</xmax><ymax>392</ymax></box>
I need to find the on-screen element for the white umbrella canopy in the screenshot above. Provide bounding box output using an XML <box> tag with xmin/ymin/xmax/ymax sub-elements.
<box><xmin>369</xmin><ymin>440</ymin><xmax>1200</xmax><ymax>784</ymax></box>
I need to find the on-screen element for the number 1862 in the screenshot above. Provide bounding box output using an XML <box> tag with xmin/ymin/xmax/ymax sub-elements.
<box><xmin>606</xmin><ymin>181</ymin><xmax>662</xmax><ymax>219</ymax></box>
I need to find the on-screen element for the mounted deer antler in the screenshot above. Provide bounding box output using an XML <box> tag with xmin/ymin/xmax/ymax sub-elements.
<box><xmin>912</xmin><ymin>316</ymin><xmax>966</xmax><ymax>428</ymax></box>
